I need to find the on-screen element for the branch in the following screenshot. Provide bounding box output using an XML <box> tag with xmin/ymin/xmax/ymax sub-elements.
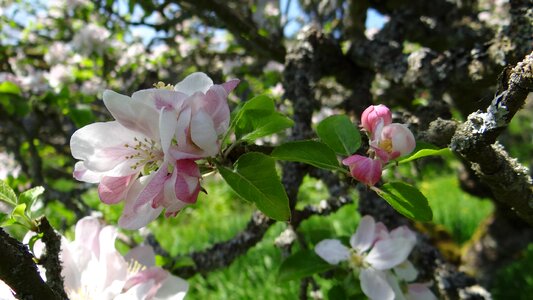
<box><xmin>37</xmin><ymin>218</ymin><xmax>68</xmax><ymax>299</ymax></box>
<box><xmin>0</xmin><ymin>228</ymin><xmax>59</xmax><ymax>300</ymax></box>
<box><xmin>170</xmin><ymin>211</ymin><xmax>274</xmax><ymax>278</ymax></box>
<box><xmin>179</xmin><ymin>0</ymin><xmax>286</xmax><ymax>62</ymax></box>
<box><xmin>450</xmin><ymin>51</ymin><xmax>533</xmax><ymax>225</ymax></box>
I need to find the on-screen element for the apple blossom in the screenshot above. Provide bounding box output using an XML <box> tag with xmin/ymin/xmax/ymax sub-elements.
<box><xmin>361</xmin><ymin>104</ymin><xmax>392</xmax><ymax>134</ymax></box>
<box><xmin>371</xmin><ymin>122</ymin><xmax>416</xmax><ymax>162</ymax></box>
<box><xmin>70</xmin><ymin>72</ymin><xmax>238</xmax><ymax>229</ymax></box>
<box><xmin>315</xmin><ymin>215</ymin><xmax>418</xmax><ymax>300</ymax></box>
<box><xmin>341</xmin><ymin>155</ymin><xmax>382</xmax><ymax>186</ymax></box>
<box><xmin>62</xmin><ymin>217</ymin><xmax>188</xmax><ymax>299</ymax></box>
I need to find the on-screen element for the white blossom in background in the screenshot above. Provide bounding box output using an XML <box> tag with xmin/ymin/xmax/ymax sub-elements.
<box><xmin>46</xmin><ymin>64</ymin><xmax>74</xmax><ymax>91</ymax></box>
<box><xmin>72</xmin><ymin>24</ymin><xmax>111</xmax><ymax>55</ymax></box>
<box><xmin>263</xmin><ymin>60</ymin><xmax>284</xmax><ymax>73</ymax></box>
<box><xmin>175</xmin><ymin>35</ymin><xmax>195</xmax><ymax>57</ymax></box>
<box><xmin>80</xmin><ymin>77</ymin><xmax>105</xmax><ymax>96</ymax></box>
<box><xmin>44</xmin><ymin>42</ymin><xmax>71</xmax><ymax>65</ymax></box>
<box><xmin>269</xmin><ymin>82</ymin><xmax>284</xmax><ymax>98</ymax></box>
<box><xmin>0</xmin><ymin>152</ymin><xmax>21</xmax><ymax>180</ymax></box>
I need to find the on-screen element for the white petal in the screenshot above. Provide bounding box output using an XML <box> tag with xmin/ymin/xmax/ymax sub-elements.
<box><xmin>359</xmin><ymin>268</ymin><xmax>395</xmax><ymax>300</ymax></box>
<box><xmin>366</xmin><ymin>237</ymin><xmax>415</xmax><ymax>270</ymax></box>
<box><xmin>394</xmin><ymin>260</ymin><xmax>418</xmax><ymax>282</ymax></box>
<box><xmin>103</xmin><ymin>89</ymin><xmax>160</xmax><ymax>138</ymax></box>
<box><xmin>74</xmin><ymin>216</ymin><xmax>102</xmax><ymax>253</ymax></box>
<box><xmin>190</xmin><ymin>109</ymin><xmax>218</xmax><ymax>156</ymax></box>
<box><xmin>70</xmin><ymin>121</ymin><xmax>139</xmax><ymax>173</ymax></box>
<box><xmin>154</xmin><ymin>275</ymin><xmax>189</xmax><ymax>300</ymax></box>
<box><xmin>125</xmin><ymin>245</ymin><xmax>156</xmax><ymax>267</ymax></box>
<box><xmin>131</xmin><ymin>88</ymin><xmax>187</xmax><ymax>111</ymax></box>
<box><xmin>407</xmin><ymin>283</ymin><xmax>438</xmax><ymax>300</ymax></box>
<box><xmin>159</xmin><ymin>107</ymin><xmax>178</xmax><ymax>157</ymax></box>
<box><xmin>385</xmin><ymin>271</ymin><xmax>407</xmax><ymax>300</ymax></box>
<box><xmin>73</xmin><ymin>161</ymin><xmax>104</xmax><ymax>183</ymax></box>
<box><xmin>174</xmin><ymin>72</ymin><xmax>213</xmax><ymax>96</ymax></box>
<box><xmin>350</xmin><ymin>215</ymin><xmax>376</xmax><ymax>253</ymax></box>
<box><xmin>314</xmin><ymin>239</ymin><xmax>350</xmax><ymax>264</ymax></box>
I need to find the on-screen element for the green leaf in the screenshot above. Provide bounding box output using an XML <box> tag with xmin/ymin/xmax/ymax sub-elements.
<box><xmin>232</xmin><ymin>95</ymin><xmax>294</xmax><ymax>142</ymax></box>
<box><xmin>19</xmin><ymin>186</ymin><xmax>44</xmax><ymax>216</ymax></box>
<box><xmin>278</xmin><ymin>250</ymin><xmax>335</xmax><ymax>282</ymax></box>
<box><xmin>398</xmin><ymin>148</ymin><xmax>452</xmax><ymax>164</ymax></box>
<box><xmin>218</xmin><ymin>152</ymin><xmax>290</xmax><ymax>221</ymax></box>
<box><xmin>271</xmin><ymin>141</ymin><xmax>343</xmax><ymax>171</ymax></box>
<box><xmin>0</xmin><ymin>180</ymin><xmax>17</xmax><ymax>206</ymax></box>
<box><xmin>0</xmin><ymin>81</ymin><xmax>22</xmax><ymax>95</ymax></box>
<box><xmin>316</xmin><ymin>115</ymin><xmax>361</xmax><ymax>155</ymax></box>
<box><xmin>375</xmin><ymin>182</ymin><xmax>433</xmax><ymax>222</ymax></box>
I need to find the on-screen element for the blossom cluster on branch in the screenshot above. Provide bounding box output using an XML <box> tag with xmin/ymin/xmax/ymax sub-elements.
<box><xmin>70</xmin><ymin>72</ymin><xmax>239</xmax><ymax>229</ymax></box>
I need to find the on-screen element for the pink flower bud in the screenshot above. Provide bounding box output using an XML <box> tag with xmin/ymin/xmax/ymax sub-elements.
<box><xmin>342</xmin><ymin>155</ymin><xmax>382</xmax><ymax>186</ymax></box>
<box><xmin>372</xmin><ymin>123</ymin><xmax>416</xmax><ymax>162</ymax></box>
<box><xmin>361</xmin><ymin>105</ymin><xmax>392</xmax><ymax>133</ymax></box>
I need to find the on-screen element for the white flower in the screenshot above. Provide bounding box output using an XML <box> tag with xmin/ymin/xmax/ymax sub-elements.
<box><xmin>315</xmin><ymin>216</ymin><xmax>417</xmax><ymax>300</ymax></box>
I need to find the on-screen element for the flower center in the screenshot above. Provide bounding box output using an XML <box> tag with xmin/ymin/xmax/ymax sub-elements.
<box><xmin>348</xmin><ymin>250</ymin><xmax>369</xmax><ymax>270</ymax></box>
<box><xmin>379</xmin><ymin>138</ymin><xmax>393</xmax><ymax>153</ymax></box>
<box><xmin>124</xmin><ymin>137</ymin><xmax>164</xmax><ymax>174</ymax></box>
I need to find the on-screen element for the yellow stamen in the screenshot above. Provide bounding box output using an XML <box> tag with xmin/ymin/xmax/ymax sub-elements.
<box><xmin>153</xmin><ymin>81</ymin><xmax>174</xmax><ymax>90</ymax></box>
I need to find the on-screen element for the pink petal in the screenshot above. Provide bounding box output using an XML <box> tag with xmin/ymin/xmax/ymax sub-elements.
<box><xmin>131</xmin><ymin>89</ymin><xmax>187</xmax><ymax>111</ymax></box>
<box><xmin>350</xmin><ymin>215</ymin><xmax>376</xmax><ymax>252</ymax></box>
<box><xmin>342</xmin><ymin>155</ymin><xmax>382</xmax><ymax>186</ymax></box>
<box><xmin>361</xmin><ymin>104</ymin><xmax>392</xmax><ymax>133</ymax></box>
<box><xmin>314</xmin><ymin>239</ymin><xmax>350</xmax><ymax>265</ymax></box>
<box><xmin>159</xmin><ymin>107</ymin><xmax>178</xmax><ymax>157</ymax></box>
<box><xmin>221</xmin><ymin>79</ymin><xmax>240</xmax><ymax>94</ymax></box>
<box><xmin>201</xmin><ymin>85</ymin><xmax>231</xmax><ymax>135</ymax></box>
<box><xmin>134</xmin><ymin>163</ymin><xmax>169</xmax><ymax>209</ymax></box>
<box><xmin>123</xmin><ymin>266</ymin><xmax>167</xmax><ymax>296</ymax></box>
<box><xmin>119</xmin><ymin>175</ymin><xmax>164</xmax><ymax>230</ymax></box>
<box><xmin>98</xmin><ymin>175</ymin><xmax>135</xmax><ymax>204</ymax></box>
<box><xmin>174</xmin><ymin>160</ymin><xmax>201</xmax><ymax>204</ymax></box>
<box><xmin>359</xmin><ymin>268</ymin><xmax>395</xmax><ymax>300</ymax></box>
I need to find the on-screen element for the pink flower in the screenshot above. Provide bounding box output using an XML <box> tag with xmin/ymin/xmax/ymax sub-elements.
<box><xmin>371</xmin><ymin>122</ymin><xmax>416</xmax><ymax>163</ymax></box>
<box><xmin>20</xmin><ymin>217</ymin><xmax>188</xmax><ymax>300</ymax></box>
<box><xmin>70</xmin><ymin>72</ymin><xmax>238</xmax><ymax>229</ymax></box>
<box><xmin>342</xmin><ymin>155</ymin><xmax>382</xmax><ymax>186</ymax></box>
<box><xmin>315</xmin><ymin>216</ymin><xmax>417</xmax><ymax>300</ymax></box>
<box><xmin>361</xmin><ymin>104</ymin><xmax>392</xmax><ymax>134</ymax></box>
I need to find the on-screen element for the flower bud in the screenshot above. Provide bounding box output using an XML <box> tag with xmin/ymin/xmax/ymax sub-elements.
<box><xmin>342</xmin><ymin>155</ymin><xmax>382</xmax><ymax>186</ymax></box>
<box><xmin>361</xmin><ymin>104</ymin><xmax>392</xmax><ymax>133</ymax></box>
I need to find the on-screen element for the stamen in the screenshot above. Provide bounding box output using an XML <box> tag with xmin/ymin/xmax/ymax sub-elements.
<box><xmin>153</xmin><ymin>81</ymin><xmax>175</xmax><ymax>90</ymax></box>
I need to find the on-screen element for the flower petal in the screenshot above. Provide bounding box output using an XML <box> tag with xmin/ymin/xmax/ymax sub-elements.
<box><xmin>394</xmin><ymin>260</ymin><xmax>418</xmax><ymax>282</ymax></box>
<box><xmin>70</xmin><ymin>121</ymin><xmax>139</xmax><ymax>173</ymax></box>
<box><xmin>98</xmin><ymin>175</ymin><xmax>136</xmax><ymax>204</ymax></box>
<box><xmin>174</xmin><ymin>72</ymin><xmax>213</xmax><ymax>96</ymax></box>
<box><xmin>407</xmin><ymin>283</ymin><xmax>437</xmax><ymax>300</ymax></box>
<box><xmin>119</xmin><ymin>175</ymin><xmax>164</xmax><ymax>230</ymax></box>
<box><xmin>314</xmin><ymin>239</ymin><xmax>350</xmax><ymax>265</ymax></box>
<box><xmin>190</xmin><ymin>109</ymin><xmax>218</xmax><ymax>156</ymax></box>
<box><xmin>154</xmin><ymin>274</ymin><xmax>189</xmax><ymax>300</ymax></box>
<box><xmin>359</xmin><ymin>268</ymin><xmax>395</xmax><ymax>300</ymax></box>
<box><xmin>125</xmin><ymin>245</ymin><xmax>156</xmax><ymax>267</ymax></box>
<box><xmin>350</xmin><ymin>215</ymin><xmax>376</xmax><ymax>253</ymax></box>
<box><xmin>365</xmin><ymin>237</ymin><xmax>416</xmax><ymax>270</ymax></box>
<box><xmin>103</xmin><ymin>90</ymin><xmax>160</xmax><ymax>139</ymax></box>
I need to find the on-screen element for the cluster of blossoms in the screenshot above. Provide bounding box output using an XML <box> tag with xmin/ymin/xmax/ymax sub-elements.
<box><xmin>315</xmin><ymin>215</ymin><xmax>436</xmax><ymax>300</ymax></box>
<box><xmin>342</xmin><ymin>105</ymin><xmax>416</xmax><ymax>186</ymax></box>
<box><xmin>0</xmin><ymin>216</ymin><xmax>187</xmax><ymax>299</ymax></box>
<box><xmin>70</xmin><ymin>72</ymin><xmax>239</xmax><ymax>229</ymax></box>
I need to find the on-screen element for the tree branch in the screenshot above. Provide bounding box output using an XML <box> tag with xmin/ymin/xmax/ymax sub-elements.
<box><xmin>450</xmin><ymin>51</ymin><xmax>533</xmax><ymax>225</ymax></box>
<box><xmin>0</xmin><ymin>228</ymin><xmax>59</xmax><ymax>300</ymax></box>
